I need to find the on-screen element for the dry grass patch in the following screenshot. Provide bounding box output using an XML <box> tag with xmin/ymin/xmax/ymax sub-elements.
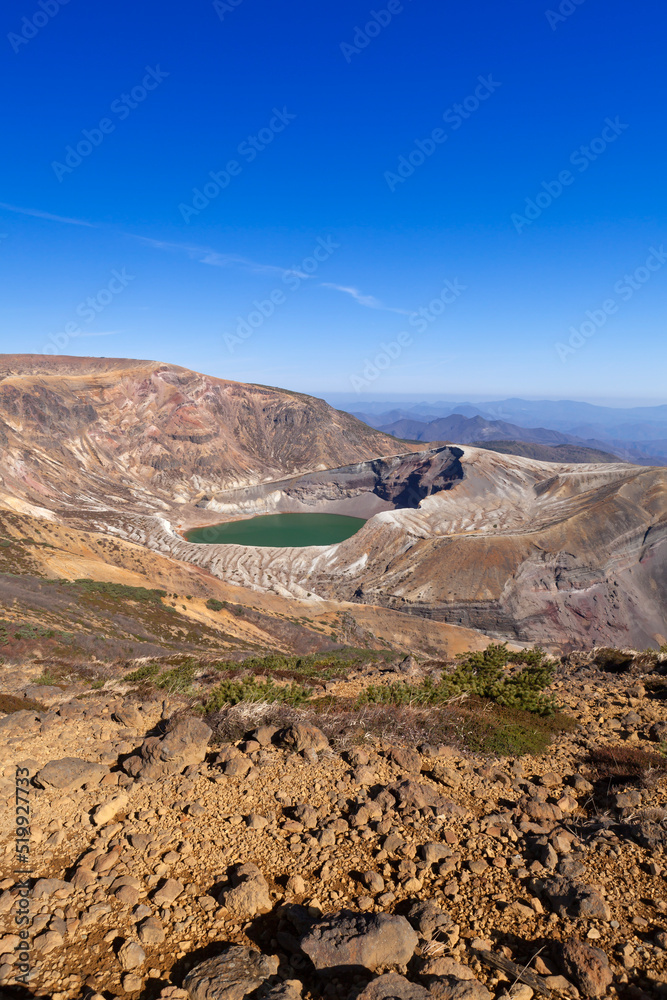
<box><xmin>588</xmin><ymin>744</ymin><xmax>667</xmax><ymax>787</ymax></box>
<box><xmin>204</xmin><ymin>693</ymin><xmax>575</xmax><ymax>757</ymax></box>
<box><xmin>0</xmin><ymin>692</ymin><xmax>46</xmax><ymax>714</ymax></box>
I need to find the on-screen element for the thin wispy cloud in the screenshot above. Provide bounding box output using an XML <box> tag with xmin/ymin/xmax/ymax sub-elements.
<box><xmin>129</xmin><ymin>235</ymin><xmax>308</xmax><ymax>279</ymax></box>
<box><xmin>0</xmin><ymin>209</ymin><xmax>269</xmax><ymax>274</ymax></box>
<box><xmin>198</xmin><ymin>250</ymin><xmax>307</xmax><ymax>279</ymax></box>
<box><xmin>0</xmin><ymin>203</ymin><xmax>307</xmax><ymax>282</ymax></box>
<box><xmin>3</xmin><ymin>205</ymin><xmax>397</xmax><ymax>303</ymax></box>
<box><xmin>322</xmin><ymin>282</ymin><xmax>412</xmax><ymax>316</ymax></box>
<box><xmin>0</xmin><ymin>202</ymin><xmax>94</xmax><ymax>228</ymax></box>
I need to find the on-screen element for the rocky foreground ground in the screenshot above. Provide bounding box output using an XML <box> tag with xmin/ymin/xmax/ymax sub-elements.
<box><xmin>1</xmin><ymin>652</ymin><xmax>666</xmax><ymax>1000</ymax></box>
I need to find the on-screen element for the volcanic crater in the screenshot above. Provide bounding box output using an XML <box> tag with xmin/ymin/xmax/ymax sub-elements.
<box><xmin>0</xmin><ymin>355</ymin><xmax>665</xmax><ymax>651</ymax></box>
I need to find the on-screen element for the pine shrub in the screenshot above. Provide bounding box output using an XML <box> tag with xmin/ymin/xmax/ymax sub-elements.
<box><xmin>358</xmin><ymin>643</ymin><xmax>556</xmax><ymax>716</ymax></box>
<box><xmin>204</xmin><ymin>676</ymin><xmax>311</xmax><ymax>713</ymax></box>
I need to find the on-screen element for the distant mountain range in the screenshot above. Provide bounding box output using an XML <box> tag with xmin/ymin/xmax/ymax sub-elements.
<box><xmin>466</xmin><ymin>398</ymin><xmax>667</xmax><ymax>439</ymax></box>
<box><xmin>349</xmin><ymin>400</ymin><xmax>667</xmax><ymax>466</ymax></box>
<box><xmin>374</xmin><ymin>413</ymin><xmax>589</xmax><ymax>445</ymax></box>
<box><xmin>348</xmin><ymin>396</ymin><xmax>667</xmax><ymax>434</ymax></box>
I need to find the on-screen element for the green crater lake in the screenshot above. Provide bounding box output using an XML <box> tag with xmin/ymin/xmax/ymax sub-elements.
<box><xmin>185</xmin><ymin>512</ymin><xmax>366</xmax><ymax>548</ymax></box>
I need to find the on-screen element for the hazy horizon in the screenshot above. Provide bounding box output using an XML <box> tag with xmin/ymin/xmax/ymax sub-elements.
<box><xmin>324</xmin><ymin>392</ymin><xmax>667</xmax><ymax>411</ymax></box>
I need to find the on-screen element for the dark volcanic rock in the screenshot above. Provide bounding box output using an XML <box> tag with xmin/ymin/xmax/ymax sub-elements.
<box><xmin>184</xmin><ymin>946</ymin><xmax>279</xmax><ymax>1000</ymax></box>
<box><xmin>21</xmin><ymin>684</ymin><xmax>63</xmax><ymax>704</ymax></box>
<box><xmin>559</xmin><ymin>938</ymin><xmax>613</xmax><ymax>997</ymax></box>
<box><xmin>356</xmin><ymin>974</ymin><xmax>431</xmax><ymax>1000</ymax></box>
<box><xmin>405</xmin><ymin>900</ymin><xmax>452</xmax><ymax>941</ymax></box>
<box><xmin>113</xmin><ymin>702</ymin><xmax>144</xmax><ymax>728</ymax></box>
<box><xmin>426</xmin><ymin>978</ymin><xmax>492</xmax><ymax>1000</ymax></box>
<box><xmin>649</xmin><ymin>720</ymin><xmax>667</xmax><ymax>742</ymax></box>
<box><xmin>249</xmin><ymin>725</ymin><xmax>279</xmax><ymax>746</ymax></box>
<box><xmin>387</xmin><ymin>747</ymin><xmax>423</xmax><ymax>773</ymax></box>
<box><xmin>540</xmin><ymin>877</ymin><xmax>611</xmax><ymax>920</ymax></box>
<box><xmin>301</xmin><ymin>911</ymin><xmax>418</xmax><ymax>970</ymax></box>
<box><xmin>151</xmin><ymin>879</ymin><xmax>184</xmax><ymax>906</ymax></box>
<box><xmin>259</xmin><ymin>982</ymin><xmax>302</xmax><ymax>1000</ymax></box>
<box><xmin>556</xmin><ymin>857</ymin><xmax>587</xmax><ymax>879</ymax></box>
<box><xmin>31</xmin><ymin>878</ymin><xmax>73</xmax><ymax>899</ymax></box>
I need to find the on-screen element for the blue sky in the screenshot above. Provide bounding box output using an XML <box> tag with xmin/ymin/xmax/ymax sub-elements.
<box><xmin>1</xmin><ymin>0</ymin><xmax>665</xmax><ymax>401</ymax></box>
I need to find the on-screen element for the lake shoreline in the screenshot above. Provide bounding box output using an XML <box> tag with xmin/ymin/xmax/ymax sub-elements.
<box><xmin>184</xmin><ymin>512</ymin><xmax>367</xmax><ymax>548</ymax></box>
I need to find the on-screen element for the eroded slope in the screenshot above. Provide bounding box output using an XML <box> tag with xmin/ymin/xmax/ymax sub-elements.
<box><xmin>0</xmin><ymin>355</ymin><xmax>416</xmax><ymax>517</ymax></box>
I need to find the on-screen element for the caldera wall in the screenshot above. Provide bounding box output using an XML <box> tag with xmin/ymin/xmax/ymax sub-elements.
<box><xmin>186</xmin><ymin>446</ymin><xmax>465</xmax><ymax>526</ymax></box>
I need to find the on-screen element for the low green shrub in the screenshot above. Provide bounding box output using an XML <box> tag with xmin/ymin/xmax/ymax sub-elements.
<box><xmin>123</xmin><ymin>658</ymin><xmax>198</xmax><ymax>693</ymax></box>
<box><xmin>14</xmin><ymin>624</ymin><xmax>57</xmax><ymax>641</ymax></box>
<box><xmin>123</xmin><ymin>662</ymin><xmax>161</xmax><ymax>682</ymax></box>
<box><xmin>72</xmin><ymin>579</ymin><xmax>167</xmax><ymax>604</ymax></box>
<box><xmin>210</xmin><ymin>647</ymin><xmax>391</xmax><ymax>682</ymax></box>
<box><xmin>154</xmin><ymin>662</ymin><xmax>197</xmax><ymax>694</ymax></box>
<box><xmin>33</xmin><ymin>671</ymin><xmax>58</xmax><ymax>686</ymax></box>
<box><xmin>357</xmin><ymin>643</ymin><xmax>557</xmax><ymax>717</ymax></box>
<box><xmin>0</xmin><ymin>620</ymin><xmax>73</xmax><ymax>645</ymax></box>
<box><xmin>507</xmin><ymin>646</ymin><xmax>545</xmax><ymax>666</ymax></box>
<box><xmin>204</xmin><ymin>676</ymin><xmax>311</xmax><ymax>713</ymax></box>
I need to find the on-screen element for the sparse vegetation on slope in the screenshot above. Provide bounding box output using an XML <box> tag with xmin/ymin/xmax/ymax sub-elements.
<box><xmin>208</xmin><ymin>648</ymin><xmax>394</xmax><ymax>681</ymax></box>
<box><xmin>67</xmin><ymin>579</ymin><xmax>168</xmax><ymax>604</ymax></box>
<box><xmin>121</xmin><ymin>648</ymin><xmax>394</xmax><ymax>705</ymax></box>
<box><xmin>358</xmin><ymin>644</ymin><xmax>558</xmax><ymax>717</ymax></box>
<box><xmin>204</xmin><ymin>676</ymin><xmax>312</xmax><ymax>712</ymax></box>
<box><xmin>588</xmin><ymin>744</ymin><xmax>667</xmax><ymax>785</ymax></box>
